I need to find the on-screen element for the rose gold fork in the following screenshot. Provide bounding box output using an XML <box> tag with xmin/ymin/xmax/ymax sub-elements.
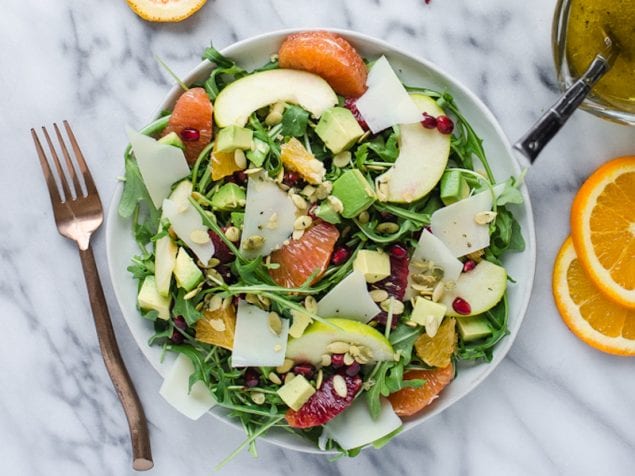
<box><xmin>31</xmin><ymin>121</ymin><xmax>153</xmax><ymax>471</ymax></box>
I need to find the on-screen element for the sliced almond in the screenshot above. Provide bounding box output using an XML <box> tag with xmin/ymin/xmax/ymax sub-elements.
<box><xmin>190</xmin><ymin>229</ymin><xmax>210</xmax><ymax>245</ymax></box>
<box><xmin>276</xmin><ymin>359</ymin><xmax>295</xmax><ymax>374</ymax></box>
<box><xmin>268</xmin><ymin>312</ymin><xmax>283</xmax><ymax>336</ymax></box>
<box><xmin>333</xmin><ymin>374</ymin><xmax>347</xmax><ymax>398</ymax></box>
<box><xmin>326</xmin><ymin>341</ymin><xmax>350</xmax><ymax>354</ymax></box>
<box><xmin>268</xmin><ymin>372</ymin><xmax>282</xmax><ymax>385</ymax></box>
<box><xmin>474</xmin><ymin>210</ymin><xmax>497</xmax><ymax>225</ymax></box>
<box><xmin>209</xmin><ymin>318</ymin><xmax>226</xmax><ymax>332</ymax></box>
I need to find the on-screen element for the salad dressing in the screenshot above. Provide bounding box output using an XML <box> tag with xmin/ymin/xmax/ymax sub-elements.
<box><xmin>565</xmin><ymin>0</ymin><xmax>635</xmax><ymax>111</ymax></box>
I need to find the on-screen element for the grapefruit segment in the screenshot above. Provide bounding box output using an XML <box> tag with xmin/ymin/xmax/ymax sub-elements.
<box><xmin>269</xmin><ymin>221</ymin><xmax>339</xmax><ymax>288</ymax></box>
<box><xmin>387</xmin><ymin>364</ymin><xmax>454</xmax><ymax>417</ymax></box>
<box><xmin>127</xmin><ymin>0</ymin><xmax>207</xmax><ymax>22</ymax></box>
<box><xmin>278</xmin><ymin>31</ymin><xmax>368</xmax><ymax>98</ymax></box>
<box><xmin>162</xmin><ymin>87</ymin><xmax>213</xmax><ymax>165</ymax></box>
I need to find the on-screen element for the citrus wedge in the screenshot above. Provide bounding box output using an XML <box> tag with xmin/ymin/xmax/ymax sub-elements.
<box><xmin>571</xmin><ymin>156</ymin><xmax>635</xmax><ymax>308</ymax></box>
<box><xmin>387</xmin><ymin>364</ymin><xmax>454</xmax><ymax>417</ymax></box>
<box><xmin>127</xmin><ymin>0</ymin><xmax>207</xmax><ymax>22</ymax></box>
<box><xmin>552</xmin><ymin>237</ymin><xmax>635</xmax><ymax>356</ymax></box>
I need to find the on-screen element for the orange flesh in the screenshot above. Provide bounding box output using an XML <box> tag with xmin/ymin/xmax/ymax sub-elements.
<box><xmin>387</xmin><ymin>364</ymin><xmax>454</xmax><ymax>417</ymax></box>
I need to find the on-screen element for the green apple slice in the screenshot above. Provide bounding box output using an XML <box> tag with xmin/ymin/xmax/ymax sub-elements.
<box><xmin>441</xmin><ymin>260</ymin><xmax>507</xmax><ymax>317</ymax></box>
<box><xmin>286</xmin><ymin>318</ymin><xmax>394</xmax><ymax>366</ymax></box>
<box><xmin>214</xmin><ymin>69</ymin><xmax>338</xmax><ymax>127</ymax></box>
<box><xmin>377</xmin><ymin>94</ymin><xmax>450</xmax><ymax>203</ymax></box>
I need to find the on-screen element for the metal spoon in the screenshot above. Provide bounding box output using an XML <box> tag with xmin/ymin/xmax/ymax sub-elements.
<box><xmin>513</xmin><ymin>32</ymin><xmax>620</xmax><ymax>164</ymax></box>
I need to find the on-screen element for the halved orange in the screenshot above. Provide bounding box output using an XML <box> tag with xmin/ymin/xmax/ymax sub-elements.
<box><xmin>552</xmin><ymin>237</ymin><xmax>635</xmax><ymax>356</ymax></box>
<box><xmin>278</xmin><ymin>31</ymin><xmax>368</xmax><ymax>98</ymax></box>
<box><xmin>162</xmin><ymin>87</ymin><xmax>213</xmax><ymax>165</ymax></box>
<box><xmin>268</xmin><ymin>221</ymin><xmax>339</xmax><ymax>288</ymax></box>
<box><xmin>127</xmin><ymin>0</ymin><xmax>207</xmax><ymax>22</ymax></box>
<box><xmin>571</xmin><ymin>156</ymin><xmax>635</xmax><ymax>309</ymax></box>
<box><xmin>387</xmin><ymin>364</ymin><xmax>454</xmax><ymax>417</ymax></box>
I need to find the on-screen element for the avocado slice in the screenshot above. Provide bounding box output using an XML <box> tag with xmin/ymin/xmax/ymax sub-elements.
<box><xmin>138</xmin><ymin>276</ymin><xmax>171</xmax><ymax>320</ymax></box>
<box><xmin>158</xmin><ymin>132</ymin><xmax>185</xmax><ymax>150</ymax></box>
<box><xmin>331</xmin><ymin>169</ymin><xmax>376</xmax><ymax>218</ymax></box>
<box><xmin>315</xmin><ymin>201</ymin><xmax>341</xmax><ymax>224</ymax></box>
<box><xmin>440</xmin><ymin>170</ymin><xmax>470</xmax><ymax>206</ymax></box>
<box><xmin>210</xmin><ymin>183</ymin><xmax>246</xmax><ymax>211</ymax></box>
<box><xmin>315</xmin><ymin>107</ymin><xmax>364</xmax><ymax>154</ymax></box>
<box><xmin>216</xmin><ymin>125</ymin><xmax>253</xmax><ymax>153</ymax></box>
<box><xmin>353</xmin><ymin>250</ymin><xmax>391</xmax><ymax>283</ymax></box>
<box><xmin>246</xmin><ymin>138</ymin><xmax>270</xmax><ymax>167</ymax></box>
<box><xmin>456</xmin><ymin>315</ymin><xmax>493</xmax><ymax>342</ymax></box>
<box><xmin>173</xmin><ymin>247</ymin><xmax>203</xmax><ymax>292</ymax></box>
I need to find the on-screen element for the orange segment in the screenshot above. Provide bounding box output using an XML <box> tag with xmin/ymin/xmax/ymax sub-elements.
<box><xmin>278</xmin><ymin>31</ymin><xmax>368</xmax><ymax>98</ymax></box>
<box><xmin>552</xmin><ymin>237</ymin><xmax>635</xmax><ymax>355</ymax></box>
<box><xmin>414</xmin><ymin>318</ymin><xmax>457</xmax><ymax>368</ymax></box>
<box><xmin>571</xmin><ymin>156</ymin><xmax>635</xmax><ymax>308</ymax></box>
<box><xmin>269</xmin><ymin>221</ymin><xmax>339</xmax><ymax>288</ymax></box>
<box><xmin>280</xmin><ymin>138</ymin><xmax>325</xmax><ymax>185</ymax></box>
<box><xmin>211</xmin><ymin>143</ymin><xmax>242</xmax><ymax>181</ymax></box>
<box><xmin>162</xmin><ymin>87</ymin><xmax>213</xmax><ymax>165</ymax></box>
<box><xmin>127</xmin><ymin>0</ymin><xmax>207</xmax><ymax>22</ymax></box>
<box><xmin>387</xmin><ymin>364</ymin><xmax>454</xmax><ymax>417</ymax></box>
<box><xmin>195</xmin><ymin>303</ymin><xmax>236</xmax><ymax>350</ymax></box>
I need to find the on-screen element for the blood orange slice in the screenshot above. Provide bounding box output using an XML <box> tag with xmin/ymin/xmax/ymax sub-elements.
<box><xmin>162</xmin><ymin>87</ymin><xmax>213</xmax><ymax>165</ymax></box>
<box><xmin>387</xmin><ymin>364</ymin><xmax>454</xmax><ymax>417</ymax></box>
<box><xmin>278</xmin><ymin>31</ymin><xmax>368</xmax><ymax>98</ymax></box>
<box><xmin>269</xmin><ymin>221</ymin><xmax>339</xmax><ymax>288</ymax></box>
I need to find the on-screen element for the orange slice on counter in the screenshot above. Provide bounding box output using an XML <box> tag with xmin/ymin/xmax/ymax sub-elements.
<box><xmin>552</xmin><ymin>237</ymin><xmax>635</xmax><ymax>356</ymax></box>
<box><xmin>570</xmin><ymin>156</ymin><xmax>635</xmax><ymax>308</ymax></box>
<box><xmin>127</xmin><ymin>0</ymin><xmax>207</xmax><ymax>22</ymax></box>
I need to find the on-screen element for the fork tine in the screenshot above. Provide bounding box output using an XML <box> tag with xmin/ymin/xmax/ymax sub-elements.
<box><xmin>42</xmin><ymin>126</ymin><xmax>73</xmax><ymax>201</ymax></box>
<box><xmin>54</xmin><ymin>123</ymin><xmax>84</xmax><ymax>197</ymax></box>
<box><xmin>31</xmin><ymin>129</ymin><xmax>63</xmax><ymax>205</ymax></box>
<box><xmin>63</xmin><ymin>120</ymin><xmax>98</xmax><ymax>196</ymax></box>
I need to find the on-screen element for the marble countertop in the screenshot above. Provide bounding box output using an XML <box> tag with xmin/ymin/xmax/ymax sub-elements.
<box><xmin>2</xmin><ymin>0</ymin><xmax>634</xmax><ymax>475</ymax></box>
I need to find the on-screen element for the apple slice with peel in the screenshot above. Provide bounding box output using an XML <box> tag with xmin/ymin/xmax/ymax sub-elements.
<box><xmin>377</xmin><ymin>94</ymin><xmax>450</xmax><ymax>203</ymax></box>
<box><xmin>441</xmin><ymin>260</ymin><xmax>507</xmax><ymax>317</ymax></box>
<box><xmin>214</xmin><ymin>69</ymin><xmax>338</xmax><ymax>127</ymax></box>
<box><xmin>286</xmin><ymin>318</ymin><xmax>394</xmax><ymax>366</ymax></box>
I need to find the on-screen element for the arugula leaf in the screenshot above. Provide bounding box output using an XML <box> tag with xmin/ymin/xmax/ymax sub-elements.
<box><xmin>456</xmin><ymin>293</ymin><xmax>509</xmax><ymax>361</ymax></box>
<box><xmin>496</xmin><ymin>175</ymin><xmax>525</xmax><ymax>206</ymax></box>
<box><xmin>202</xmin><ymin>44</ymin><xmax>236</xmax><ymax>69</ymax></box>
<box><xmin>172</xmin><ymin>289</ymin><xmax>203</xmax><ymax>326</ymax></box>
<box><xmin>489</xmin><ymin>208</ymin><xmax>525</xmax><ymax>258</ymax></box>
<box><xmin>281</xmin><ymin>105</ymin><xmax>310</xmax><ymax>137</ymax></box>
<box><xmin>119</xmin><ymin>155</ymin><xmax>151</xmax><ymax>218</ymax></box>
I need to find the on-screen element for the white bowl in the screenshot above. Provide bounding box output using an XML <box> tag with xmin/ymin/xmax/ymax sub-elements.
<box><xmin>106</xmin><ymin>29</ymin><xmax>536</xmax><ymax>454</ymax></box>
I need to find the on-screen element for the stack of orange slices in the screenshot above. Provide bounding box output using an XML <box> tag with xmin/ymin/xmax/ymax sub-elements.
<box><xmin>552</xmin><ymin>156</ymin><xmax>635</xmax><ymax>356</ymax></box>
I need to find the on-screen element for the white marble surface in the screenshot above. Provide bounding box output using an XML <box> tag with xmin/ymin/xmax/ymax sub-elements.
<box><xmin>2</xmin><ymin>0</ymin><xmax>635</xmax><ymax>475</ymax></box>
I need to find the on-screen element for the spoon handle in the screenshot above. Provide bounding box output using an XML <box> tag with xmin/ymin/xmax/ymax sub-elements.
<box><xmin>513</xmin><ymin>54</ymin><xmax>612</xmax><ymax>163</ymax></box>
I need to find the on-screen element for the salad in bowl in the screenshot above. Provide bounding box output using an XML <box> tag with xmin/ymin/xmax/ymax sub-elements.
<box><xmin>115</xmin><ymin>30</ymin><xmax>528</xmax><ymax>461</ymax></box>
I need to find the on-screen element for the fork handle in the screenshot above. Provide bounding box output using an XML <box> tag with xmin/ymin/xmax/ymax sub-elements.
<box><xmin>79</xmin><ymin>246</ymin><xmax>153</xmax><ymax>471</ymax></box>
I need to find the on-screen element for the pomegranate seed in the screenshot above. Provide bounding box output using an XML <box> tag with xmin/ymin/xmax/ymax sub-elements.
<box><xmin>344</xmin><ymin>98</ymin><xmax>369</xmax><ymax>131</ymax></box>
<box><xmin>331</xmin><ymin>353</ymin><xmax>345</xmax><ymax>369</ymax></box>
<box><xmin>463</xmin><ymin>260</ymin><xmax>476</xmax><ymax>272</ymax></box>
<box><xmin>227</xmin><ymin>170</ymin><xmax>248</xmax><ymax>186</ymax></box>
<box><xmin>173</xmin><ymin>316</ymin><xmax>187</xmax><ymax>330</ymax></box>
<box><xmin>293</xmin><ymin>363</ymin><xmax>315</xmax><ymax>379</ymax></box>
<box><xmin>180</xmin><ymin>127</ymin><xmax>200</xmax><ymax>141</ymax></box>
<box><xmin>244</xmin><ymin>368</ymin><xmax>260</xmax><ymax>388</ymax></box>
<box><xmin>390</xmin><ymin>244</ymin><xmax>408</xmax><ymax>259</ymax></box>
<box><xmin>282</xmin><ymin>171</ymin><xmax>302</xmax><ymax>188</ymax></box>
<box><xmin>170</xmin><ymin>330</ymin><xmax>184</xmax><ymax>344</ymax></box>
<box><xmin>379</xmin><ymin>211</ymin><xmax>395</xmax><ymax>221</ymax></box>
<box><xmin>345</xmin><ymin>362</ymin><xmax>361</xmax><ymax>376</ymax></box>
<box><xmin>331</xmin><ymin>246</ymin><xmax>351</xmax><ymax>266</ymax></box>
<box><xmin>436</xmin><ymin>115</ymin><xmax>454</xmax><ymax>134</ymax></box>
<box><xmin>421</xmin><ymin>112</ymin><xmax>437</xmax><ymax>129</ymax></box>
<box><xmin>452</xmin><ymin>297</ymin><xmax>472</xmax><ymax>315</ymax></box>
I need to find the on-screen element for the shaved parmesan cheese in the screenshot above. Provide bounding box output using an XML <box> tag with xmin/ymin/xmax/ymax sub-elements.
<box><xmin>231</xmin><ymin>301</ymin><xmax>289</xmax><ymax>367</ymax></box>
<box><xmin>162</xmin><ymin>198</ymin><xmax>214</xmax><ymax>264</ymax></box>
<box><xmin>324</xmin><ymin>397</ymin><xmax>402</xmax><ymax>450</ymax></box>
<box><xmin>317</xmin><ymin>270</ymin><xmax>381</xmax><ymax>323</ymax></box>
<box><xmin>430</xmin><ymin>190</ymin><xmax>494</xmax><ymax>257</ymax></box>
<box><xmin>405</xmin><ymin>229</ymin><xmax>463</xmax><ymax>299</ymax></box>
<box><xmin>355</xmin><ymin>56</ymin><xmax>422</xmax><ymax>133</ymax></box>
<box><xmin>413</xmin><ymin>230</ymin><xmax>463</xmax><ymax>283</ymax></box>
<box><xmin>240</xmin><ymin>172</ymin><xmax>297</xmax><ymax>259</ymax></box>
<box><xmin>126</xmin><ymin>127</ymin><xmax>190</xmax><ymax>208</ymax></box>
<box><xmin>159</xmin><ymin>354</ymin><xmax>216</xmax><ymax>420</ymax></box>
